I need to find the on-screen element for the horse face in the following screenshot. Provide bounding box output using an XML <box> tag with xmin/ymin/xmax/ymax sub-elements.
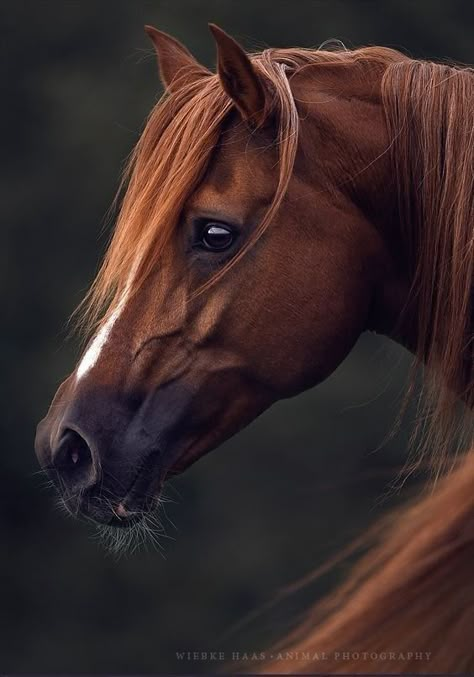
<box><xmin>35</xmin><ymin>27</ymin><xmax>388</xmax><ymax>526</ymax></box>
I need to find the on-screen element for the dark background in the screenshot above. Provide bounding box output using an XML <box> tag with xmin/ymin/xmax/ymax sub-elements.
<box><xmin>2</xmin><ymin>1</ymin><xmax>472</xmax><ymax>673</ymax></box>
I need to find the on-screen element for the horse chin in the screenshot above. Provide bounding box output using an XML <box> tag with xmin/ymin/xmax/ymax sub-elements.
<box><xmin>102</xmin><ymin>511</ymin><xmax>145</xmax><ymax>529</ymax></box>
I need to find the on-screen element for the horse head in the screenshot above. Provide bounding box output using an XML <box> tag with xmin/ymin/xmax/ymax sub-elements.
<box><xmin>35</xmin><ymin>26</ymin><xmax>406</xmax><ymax>527</ymax></box>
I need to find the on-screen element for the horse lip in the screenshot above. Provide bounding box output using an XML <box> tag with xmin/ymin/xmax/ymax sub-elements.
<box><xmin>81</xmin><ymin>449</ymin><xmax>169</xmax><ymax>527</ymax></box>
<box><xmin>105</xmin><ymin>510</ymin><xmax>144</xmax><ymax>529</ymax></box>
<box><xmin>90</xmin><ymin>449</ymin><xmax>180</xmax><ymax>527</ymax></box>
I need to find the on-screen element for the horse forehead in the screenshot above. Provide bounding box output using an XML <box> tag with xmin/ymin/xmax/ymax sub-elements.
<box><xmin>191</xmin><ymin>120</ymin><xmax>277</xmax><ymax>203</ymax></box>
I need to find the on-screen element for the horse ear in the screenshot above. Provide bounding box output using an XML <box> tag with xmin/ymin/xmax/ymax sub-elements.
<box><xmin>209</xmin><ymin>24</ymin><xmax>270</xmax><ymax>126</ymax></box>
<box><xmin>144</xmin><ymin>25</ymin><xmax>210</xmax><ymax>92</ymax></box>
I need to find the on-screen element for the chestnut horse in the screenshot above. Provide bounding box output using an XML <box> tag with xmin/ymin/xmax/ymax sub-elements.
<box><xmin>35</xmin><ymin>24</ymin><xmax>473</xmax><ymax>673</ymax></box>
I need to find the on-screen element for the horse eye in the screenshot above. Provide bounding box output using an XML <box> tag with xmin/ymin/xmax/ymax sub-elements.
<box><xmin>201</xmin><ymin>223</ymin><xmax>234</xmax><ymax>251</ymax></box>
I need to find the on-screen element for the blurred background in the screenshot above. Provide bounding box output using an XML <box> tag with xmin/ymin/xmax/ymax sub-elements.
<box><xmin>2</xmin><ymin>0</ymin><xmax>472</xmax><ymax>673</ymax></box>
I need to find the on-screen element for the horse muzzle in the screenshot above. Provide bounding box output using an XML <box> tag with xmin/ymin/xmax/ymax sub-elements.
<box><xmin>35</xmin><ymin>367</ymin><xmax>273</xmax><ymax>527</ymax></box>
<box><xmin>34</xmin><ymin>380</ymin><xmax>189</xmax><ymax>526</ymax></box>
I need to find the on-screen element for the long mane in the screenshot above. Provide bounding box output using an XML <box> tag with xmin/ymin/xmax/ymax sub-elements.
<box><xmin>262</xmin><ymin>49</ymin><xmax>474</xmax><ymax>673</ymax></box>
<box><xmin>382</xmin><ymin>58</ymin><xmax>474</xmax><ymax>475</ymax></box>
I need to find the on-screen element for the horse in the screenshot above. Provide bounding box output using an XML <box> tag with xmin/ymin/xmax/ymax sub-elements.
<box><xmin>35</xmin><ymin>23</ymin><xmax>473</xmax><ymax>673</ymax></box>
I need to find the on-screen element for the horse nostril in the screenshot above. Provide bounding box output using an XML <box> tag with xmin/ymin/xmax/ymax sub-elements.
<box><xmin>52</xmin><ymin>428</ymin><xmax>97</xmax><ymax>492</ymax></box>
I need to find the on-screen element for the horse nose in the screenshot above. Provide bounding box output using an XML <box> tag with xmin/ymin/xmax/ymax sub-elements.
<box><xmin>50</xmin><ymin>428</ymin><xmax>99</xmax><ymax>495</ymax></box>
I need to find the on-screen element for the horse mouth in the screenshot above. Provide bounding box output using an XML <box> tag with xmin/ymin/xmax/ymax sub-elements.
<box><xmin>61</xmin><ymin>444</ymin><xmax>195</xmax><ymax>528</ymax></box>
<box><xmin>67</xmin><ymin>450</ymin><xmax>166</xmax><ymax>528</ymax></box>
<box><xmin>99</xmin><ymin>449</ymin><xmax>198</xmax><ymax>528</ymax></box>
<box><xmin>106</xmin><ymin>452</ymin><xmax>166</xmax><ymax>527</ymax></box>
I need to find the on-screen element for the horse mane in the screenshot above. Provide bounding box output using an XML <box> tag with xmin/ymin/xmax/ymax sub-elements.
<box><xmin>382</xmin><ymin>59</ymin><xmax>474</xmax><ymax>478</ymax></box>
<box><xmin>261</xmin><ymin>53</ymin><xmax>474</xmax><ymax>673</ymax></box>
<box><xmin>77</xmin><ymin>41</ymin><xmax>474</xmax><ymax>671</ymax></box>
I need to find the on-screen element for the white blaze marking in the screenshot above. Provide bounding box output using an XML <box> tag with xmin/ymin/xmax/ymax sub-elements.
<box><xmin>76</xmin><ymin>291</ymin><xmax>130</xmax><ymax>381</ymax></box>
<box><xmin>75</xmin><ymin>259</ymin><xmax>141</xmax><ymax>382</ymax></box>
<box><xmin>76</xmin><ymin>263</ymin><xmax>139</xmax><ymax>382</ymax></box>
